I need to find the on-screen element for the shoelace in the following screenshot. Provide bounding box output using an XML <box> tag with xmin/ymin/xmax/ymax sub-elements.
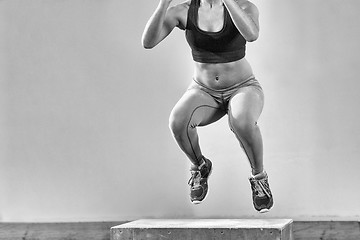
<box><xmin>188</xmin><ymin>170</ymin><xmax>201</xmax><ymax>187</ymax></box>
<box><xmin>251</xmin><ymin>178</ymin><xmax>271</xmax><ymax>198</ymax></box>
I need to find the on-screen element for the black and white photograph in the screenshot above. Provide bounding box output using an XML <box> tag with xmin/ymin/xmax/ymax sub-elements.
<box><xmin>0</xmin><ymin>0</ymin><xmax>360</xmax><ymax>239</ymax></box>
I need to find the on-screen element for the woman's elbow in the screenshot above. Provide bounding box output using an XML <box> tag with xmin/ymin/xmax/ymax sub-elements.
<box><xmin>141</xmin><ymin>34</ymin><xmax>156</xmax><ymax>49</ymax></box>
<box><xmin>141</xmin><ymin>38</ymin><xmax>155</xmax><ymax>49</ymax></box>
<box><xmin>142</xmin><ymin>42</ymin><xmax>154</xmax><ymax>49</ymax></box>
<box><xmin>246</xmin><ymin>31</ymin><xmax>259</xmax><ymax>42</ymax></box>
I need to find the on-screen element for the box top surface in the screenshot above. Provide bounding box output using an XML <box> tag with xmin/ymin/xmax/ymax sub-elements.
<box><xmin>112</xmin><ymin>219</ymin><xmax>293</xmax><ymax>230</ymax></box>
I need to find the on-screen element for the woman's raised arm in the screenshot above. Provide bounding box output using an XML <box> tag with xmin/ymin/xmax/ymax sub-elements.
<box><xmin>222</xmin><ymin>0</ymin><xmax>260</xmax><ymax>42</ymax></box>
<box><xmin>142</xmin><ymin>0</ymin><xmax>180</xmax><ymax>49</ymax></box>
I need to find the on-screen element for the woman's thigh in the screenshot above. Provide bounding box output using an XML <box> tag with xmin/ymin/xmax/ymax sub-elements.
<box><xmin>228</xmin><ymin>86</ymin><xmax>264</xmax><ymax>125</ymax></box>
<box><xmin>170</xmin><ymin>88</ymin><xmax>226</xmax><ymax>129</ymax></box>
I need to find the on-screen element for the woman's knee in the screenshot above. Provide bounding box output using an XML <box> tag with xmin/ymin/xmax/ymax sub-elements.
<box><xmin>230</xmin><ymin>115</ymin><xmax>258</xmax><ymax>137</ymax></box>
<box><xmin>169</xmin><ymin>109</ymin><xmax>187</xmax><ymax>137</ymax></box>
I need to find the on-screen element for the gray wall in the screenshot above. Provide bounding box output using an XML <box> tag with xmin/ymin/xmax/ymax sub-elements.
<box><xmin>1</xmin><ymin>0</ymin><xmax>360</xmax><ymax>222</ymax></box>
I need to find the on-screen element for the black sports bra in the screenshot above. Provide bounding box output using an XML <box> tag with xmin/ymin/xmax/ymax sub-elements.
<box><xmin>185</xmin><ymin>0</ymin><xmax>247</xmax><ymax>63</ymax></box>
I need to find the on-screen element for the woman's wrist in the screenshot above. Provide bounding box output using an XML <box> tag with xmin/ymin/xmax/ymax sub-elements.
<box><xmin>159</xmin><ymin>0</ymin><xmax>172</xmax><ymax>6</ymax></box>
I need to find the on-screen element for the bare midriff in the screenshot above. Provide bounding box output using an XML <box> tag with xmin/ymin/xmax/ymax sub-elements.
<box><xmin>193</xmin><ymin>57</ymin><xmax>254</xmax><ymax>90</ymax></box>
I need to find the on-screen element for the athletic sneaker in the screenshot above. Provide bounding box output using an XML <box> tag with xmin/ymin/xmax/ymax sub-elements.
<box><xmin>249</xmin><ymin>171</ymin><xmax>274</xmax><ymax>213</ymax></box>
<box><xmin>188</xmin><ymin>157</ymin><xmax>212</xmax><ymax>204</ymax></box>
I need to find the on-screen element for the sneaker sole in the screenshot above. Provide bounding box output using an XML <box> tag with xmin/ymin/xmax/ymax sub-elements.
<box><xmin>190</xmin><ymin>164</ymin><xmax>213</xmax><ymax>205</ymax></box>
<box><xmin>259</xmin><ymin>208</ymin><xmax>270</xmax><ymax>213</ymax></box>
<box><xmin>258</xmin><ymin>202</ymin><xmax>274</xmax><ymax>213</ymax></box>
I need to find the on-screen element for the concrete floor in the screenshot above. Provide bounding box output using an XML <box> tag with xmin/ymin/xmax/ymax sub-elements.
<box><xmin>0</xmin><ymin>221</ymin><xmax>359</xmax><ymax>240</ymax></box>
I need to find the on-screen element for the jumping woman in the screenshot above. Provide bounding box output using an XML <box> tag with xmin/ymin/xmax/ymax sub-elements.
<box><xmin>142</xmin><ymin>0</ymin><xmax>274</xmax><ymax>213</ymax></box>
